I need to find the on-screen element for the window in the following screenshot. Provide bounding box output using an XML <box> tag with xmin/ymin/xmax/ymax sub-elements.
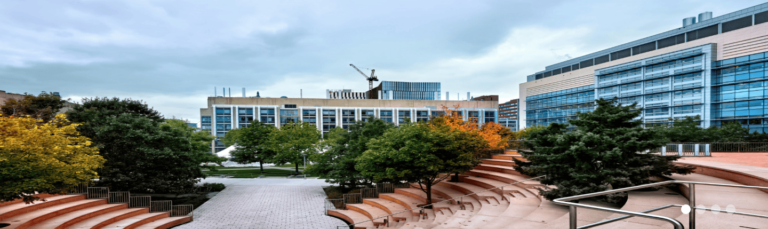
<box><xmin>484</xmin><ymin>111</ymin><xmax>496</xmax><ymax>123</ymax></box>
<box><xmin>621</xmin><ymin>82</ymin><xmax>642</xmax><ymax>91</ymax></box>
<box><xmin>673</xmin><ymin>89</ymin><xmax>702</xmax><ymax>99</ymax></box>
<box><xmin>361</xmin><ymin>110</ymin><xmax>375</xmax><ymax>122</ymax></box>
<box><xmin>322</xmin><ymin>110</ymin><xmax>336</xmax><ymax>133</ymax></box>
<box><xmin>201</xmin><ymin>116</ymin><xmax>212</xmax><ymax>123</ymax></box>
<box><xmin>646</xmin><ymin>78</ymin><xmax>669</xmax><ymax>87</ymax></box>
<box><xmin>645</xmin><ymin>107</ymin><xmax>669</xmax><ymax>116</ymax></box>
<box><xmin>416</xmin><ymin>110</ymin><xmax>429</xmax><ymax>122</ymax></box>
<box><xmin>260</xmin><ymin>108</ymin><xmax>275</xmax><ymax>124</ymax></box>
<box><xmin>674</xmin><ymin>105</ymin><xmax>702</xmax><ymax>114</ymax></box>
<box><xmin>380</xmin><ymin>110</ymin><xmax>393</xmax><ymax>123</ymax></box>
<box><xmin>646</xmin><ymin>93</ymin><xmax>669</xmax><ymax>102</ymax></box>
<box><xmin>398</xmin><ymin>110</ymin><xmax>411</xmax><ymax>123</ymax></box>
<box><xmin>673</xmin><ymin>72</ymin><xmax>702</xmax><ymax>83</ymax></box>
<box><xmin>303</xmin><ymin>109</ymin><xmax>317</xmax><ymax>124</ymax></box>
<box><xmin>284</xmin><ymin>104</ymin><xmax>297</xmax><ymax>109</ymax></box>
<box><xmin>342</xmin><ymin>110</ymin><xmax>355</xmax><ymax>130</ymax></box>
<box><xmin>280</xmin><ymin>109</ymin><xmax>299</xmax><ymax>126</ymax></box>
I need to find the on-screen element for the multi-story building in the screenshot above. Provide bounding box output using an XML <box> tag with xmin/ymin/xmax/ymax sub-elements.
<box><xmin>497</xmin><ymin>118</ymin><xmax>518</xmax><ymax>131</ymax></box>
<box><xmin>368</xmin><ymin>81</ymin><xmax>441</xmax><ymax>100</ymax></box>
<box><xmin>521</xmin><ymin>4</ymin><xmax>768</xmax><ymax>134</ymax></box>
<box><xmin>200</xmin><ymin>97</ymin><xmax>498</xmax><ymax>152</ymax></box>
<box><xmin>499</xmin><ymin>99</ymin><xmax>519</xmax><ymax>120</ymax></box>
<box><xmin>472</xmin><ymin>95</ymin><xmax>499</xmax><ymax>101</ymax></box>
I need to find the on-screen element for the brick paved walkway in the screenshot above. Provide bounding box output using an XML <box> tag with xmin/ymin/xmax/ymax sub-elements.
<box><xmin>175</xmin><ymin>178</ymin><xmax>347</xmax><ymax>229</ymax></box>
<box><xmin>681</xmin><ymin>153</ymin><xmax>768</xmax><ymax>168</ymax></box>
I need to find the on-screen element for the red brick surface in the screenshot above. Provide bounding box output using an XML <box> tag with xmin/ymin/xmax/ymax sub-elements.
<box><xmin>680</xmin><ymin>153</ymin><xmax>768</xmax><ymax>168</ymax></box>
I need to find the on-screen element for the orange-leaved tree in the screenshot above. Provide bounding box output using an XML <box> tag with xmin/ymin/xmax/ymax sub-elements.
<box><xmin>428</xmin><ymin>105</ymin><xmax>513</xmax><ymax>181</ymax></box>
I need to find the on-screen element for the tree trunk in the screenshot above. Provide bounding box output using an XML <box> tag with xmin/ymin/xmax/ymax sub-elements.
<box><xmin>259</xmin><ymin>158</ymin><xmax>264</xmax><ymax>174</ymax></box>
<box><xmin>295</xmin><ymin>163</ymin><xmax>300</xmax><ymax>174</ymax></box>
<box><xmin>451</xmin><ymin>172</ymin><xmax>460</xmax><ymax>182</ymax></box>
<box><xmin>426</xmin><ymin>182</ymin><xmax>432</xmax><ymax>206</ymax></box>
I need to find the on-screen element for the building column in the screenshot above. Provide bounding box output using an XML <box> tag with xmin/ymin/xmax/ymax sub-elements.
<box><xmin>212</xmin><ymin>105</ymin><xmax>217</xmax><ymax>137</ymax></box>
<box><xmin>299</xmin><ymin>107</ymin><xmax>303</xmax><ymax>123</ymax></box>
<box><xmin>234</xmin><ymin>107</ymin><xmax>239</xmax><ymax>129</ymax></box>
<box><xmin>337</xmin><ymin>108</ymin><xmax>341</xmax><ymax>127</ymax></box>
<box><xmin>275</xmin><ymin>106</ymin><xmax>280</xmax><ymax>128</ymax></box>
<box><xmin>230</xmin><ymin>106</ymin><xmax>235</xmax><ymax>132</ymax></box>
<box><xmin>256</xmin><ymin>107</ymin><xmax>261</xmax><ymax>124</ymax></box>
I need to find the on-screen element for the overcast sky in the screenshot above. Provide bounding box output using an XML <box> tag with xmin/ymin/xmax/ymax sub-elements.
<box><xmin>1</xmin><ymin>0</ymin><xmax>764</xmax><ymax>124</ymax></box>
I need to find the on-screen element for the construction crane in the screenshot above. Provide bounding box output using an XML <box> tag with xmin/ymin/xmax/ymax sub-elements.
<box><xmin>350</xmin><ymin>64</ymin><xmax>379</xmax><ymax>90</ymax></box>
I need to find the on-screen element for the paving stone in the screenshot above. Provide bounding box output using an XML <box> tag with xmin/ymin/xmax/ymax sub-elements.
<box><xmin>175</xmin><ymin>178</ymin><xmax>346</xmax><ymax>229</ymax></box>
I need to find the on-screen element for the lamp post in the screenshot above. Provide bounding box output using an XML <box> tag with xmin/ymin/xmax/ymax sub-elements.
<box><xmin>303</xmin><ymin>154</ymin><xmax>307</xmax><ymax>180</ymax></box>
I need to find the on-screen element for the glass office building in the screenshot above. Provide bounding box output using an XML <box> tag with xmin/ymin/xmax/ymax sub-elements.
<box><xmin>378</xmin><ymin>81</ymin><xmax>441</xmax><ymax>100</ymax></box>
<box><xmin>520</xmin><ymin>2</ymin><xmax>768</xmax><ymax>132</ymax></box>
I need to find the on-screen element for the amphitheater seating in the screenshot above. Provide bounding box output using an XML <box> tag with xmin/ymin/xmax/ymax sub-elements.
<box><xmin>324</xmin><ymin>150</ymin><xmax>768</xmax><ymax>229</ymax></box>
<box><xmin>0</xmin><ymin>189</ymin><xmax>193</xmax><ymax>229</ymax></box>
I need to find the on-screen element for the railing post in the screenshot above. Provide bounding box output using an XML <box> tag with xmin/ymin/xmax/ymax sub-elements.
<box><xmin>694</xmin><ymin>144</ymin><xmax>699</xmax><ymax>156</ymax></box>
<box><xmin>569</xmin><ymin>206</ymin><xmax>577</xmax><ymax>229</ymax></box>
<box><xmin>689</xmin><ymin>183</ymin><xmax>695</xmax><ymax>229</ymax></box>
<box><xmin>705</xmin><ymin>144</ymin><xmax>710</xmax><ymax>156</ymax></box>
<box><xmin>661</xmin><ymin>146</ymin><xmax>666</xmax><ymax>156</ymax></box>
<box><xmin>678</xmin><ymin>144</ymin><xmax>683</xmax><ymax>156</ymax></box>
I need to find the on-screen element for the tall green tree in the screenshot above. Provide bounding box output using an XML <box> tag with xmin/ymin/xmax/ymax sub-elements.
<box><xmin>223</xmin><ymin>120</ymin><xmax>278</xmax><ymax>173</ymax></box>
<box><xmin>514</xmin><ymin>99</ymin><xmax>693</xmax><ymax>200</ymax></box>
<box><xmin>268</xmin><ymin>122</ymin><xmax>321</xmax><ymax>174</ymax></box>
<box><xmin>306</xmin><ymin>119</ymin><xmax>395</xmax><ymax>189</ymax></box>
<box><xmin>356</xmin><ymin>123</ymin><xmax>477</xmax><ymax>206</ymax></box>
<box><xmin>1</xmin><ymin>92</ymin><xmax>66</xmax><ymax>122</ymax></box>
<box><xmin>162</xmin><ymin>119</ymin><xmax>224</xmax><ymax>167</ymax></box>
<box><xmin>67</xmin><ymin>98</ymin><xmax>206</xmax><ymax>193</ymax></box>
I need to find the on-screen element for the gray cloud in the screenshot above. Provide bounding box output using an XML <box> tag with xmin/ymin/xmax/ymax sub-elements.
<box><xmin>0</xmin><ymin>0</ymin><xmax>765</xmax><ymax>124</ymax></box>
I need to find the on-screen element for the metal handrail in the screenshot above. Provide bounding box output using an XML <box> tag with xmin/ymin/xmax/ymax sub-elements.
<box><xmin>553</xmin><ymin>180</ymin><xmax>768</xmax><ymax>229</ymax></box>
<box><xmin>336</xmin><ymin>175</ymin><xmax>545</xmax><ymax>228</ymax></box>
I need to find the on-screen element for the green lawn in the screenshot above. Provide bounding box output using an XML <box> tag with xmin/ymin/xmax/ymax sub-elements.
<box><xmin>203</xmin><ymin>168</ymin><xmax>311</xmax><ymax>178</ymax></box>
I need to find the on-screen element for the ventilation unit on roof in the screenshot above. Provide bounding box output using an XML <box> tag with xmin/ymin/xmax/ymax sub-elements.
<box><xmin>683</xmin><ymin>17</ymin><xmax>697</xmax><ymax>27</ymax></box>
<box><xmin>699</xmin><ymin>12</ymin><xmax>713</xmax><ymax>22</ymax></box>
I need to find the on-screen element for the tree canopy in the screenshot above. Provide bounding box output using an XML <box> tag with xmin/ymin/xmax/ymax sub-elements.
<box><xmin>267</xmin><ymin>122</ymin><xmax>321</xmax><ymax>174</ymax></box>
<box><xmin>306</xmin><ymin>119</ymin><xmax>395</xmax><ymax>189</ymax></box>
<box><xmin>162</xmin><ymin>119</ymin><xmax>224</xmax><ymax>167</ymax></box>
<box><xmin>356</xmin><ymin>123</ymin><xmax>478</xmax><ymax>205</ymax></box>
<box><xmin>67</xmin><ymin>97</ymin><xmax>207</xmax><ymax>193</ymax></box>
<box><xmin>224</xmin><ymin>120</ymin><xmax>278</xmax><ymax>173</ymax></box>
<box><xmin>1</xmin><ymin>92</ymin><xmax>66</xmax><ymax>122</ymax></box>
<box><xmin>0</xmin><ymin>114</ymin><xmax>104</xmax><ymax>203</ymax></box>
<box><xmin>514</xmin><ymin>99</ymin><xmax>693</xmax><ymax>200</ymax></box>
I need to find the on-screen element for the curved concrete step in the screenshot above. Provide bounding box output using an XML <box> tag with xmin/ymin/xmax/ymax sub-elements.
<box><xmin>326</xmin><ymin>210</ymin><xmax>375</xmax><ymax>229</ymax></box>
<box><xmin>99</xmin><ymin>212</ymin><xmax>168</xmax><ymax>229</ymax></box>
<box><xmin>502</xmin><ymin>200</ymin><xmax>569</xmax><ymax>229</ymax></box>
<box><xmin>436</xmin><ymin>182</ymin><xmax>502</xmax><ymax>205</ymax></box>
<box><xmin>394</xmin><ymin>188</ymin><xmax>443</xmax><ymax>204</ymax></box>
<box><xmin>133</xmin><ymin>216</ymin><xmax>192</xmax><ymax>229</ymax></box>
<box><xmin>468</xmin><ymin>170</ymin><xmax>542</xmax><ymax>189</ymax></box>
<box><xmin>491</xmin><ymin>154</ymin><xmax>525</xmax><ymax>160</ymax></box>
<box><xmin>362</xmin><ymin>198</ymin><xmax>410</xmax><ymax>223</ymax></box>
<box><xmin>0</xmin><ymin>199</ymin><xmax>107</xmax><ymax>229</ymax></box>
<box><xmin>66</xmin><ymin>208</ymin><xmax>149</xmax><ymax>229</ymax></box>
<box><xmin>503</xmin><ymin>150</ymin><xmax>520</xmax><ymax>155</ymax></box>
<box><xmin>474</xmin><ymin>164</ymin><xmax>522</xmax><ymax>176</ymax></box>
<box><xmin>27</xmin><ymin>203</ymin><xmax>127</xmax><ymax>229</ymax></box>
<box><xmin>379</xmin><ymin>193</ymin><xmax>423</xmax><ymax>211</ymax></box>
<box><xmin>429</xmin><ymin>185</ymin><xmax>480</xmax><ymax>212</ymax></box>
<box><xmin>481</xmin><ymin>159</ymin><xmax>516</xmax><ymax>167</ymax></box>
<box><xmin>0</xmin><ymin>195</ymin><xmax>86</xmax><ymax>221</ymax></box>
<box><xmin>463</xmin><ymin>176</ymin><xmax>529</xmax><ymax>200</ymax></box>
<box><xmin>346</xmin><ymin>204</ymin><xmax>389</xmax><ymax>225</ymax></box>
<box><xmin>0</xmin><ymin>194</ymin><xmax>60</xmax><ymax>208</ymax></box>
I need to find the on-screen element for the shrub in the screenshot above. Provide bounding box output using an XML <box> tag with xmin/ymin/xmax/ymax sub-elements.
<box><xmin>202</xmin><ymin>183</ymin><xmax>226</xmax><ymax>192</ymax></box>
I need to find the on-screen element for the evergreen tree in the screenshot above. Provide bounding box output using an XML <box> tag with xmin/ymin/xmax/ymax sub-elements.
<box><xmin>514</xmin><ymin>99</ymin><xmax>693</xmax><ymax>200</ymax></box>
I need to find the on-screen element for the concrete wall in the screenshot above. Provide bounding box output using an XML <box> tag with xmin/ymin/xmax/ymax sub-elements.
<box><xmin>0</xmin><ymin>90</ymin><xmax>26</xmax><ymax>107</ymax></box>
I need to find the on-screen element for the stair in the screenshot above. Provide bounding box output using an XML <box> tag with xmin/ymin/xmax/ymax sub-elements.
<box><xmin>481</xmin><ymin>159</ymin><xmax>516</xmax><ymax>167</ymax></box>
<box><xmin>27</xmin><ymin>203</ymin><xmax>127</xmax><ymax>229</ymax></box>
<box><xmin>474</xmin><ymin>164</ymin><xmax>522</xmax><ymax>175</ymax></box>
<box><xmin>0</xmin><ymin>199</ymin><xmax>107</xmax><ymax>229</ymax></box>
<box><xmin>0</xmin><ymin>187</ymin><xmax>193</xmax><ymax>229</ymax></box>
<box><xmin>346</xmin><ymin>204</ymin><xmax>389</xmax><ymax>226</ymax></box>
<box><xmin>99</xmin><ymin>212</ymin><xmax>169</xmax><ymax>229</ymax></box>
<box><xmin>326</xmin><ymin>210</ymin><xmax>375</xmax><ymax>229</ymax></box>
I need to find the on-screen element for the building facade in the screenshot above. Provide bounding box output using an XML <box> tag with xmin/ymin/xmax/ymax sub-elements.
<box><xmin>499</xmin><ymin>99</ymin><xmax>519</xmax><ymax>120</ymax></box>
<box><xmin>520</xmin><ymin>3</ymin><xmax>768</xmax><ymax>134</ymax></box>
<box><xmin>200</xmin><ymin>97</ymin><xmax>498</xmax><ymax>152</ymax></box>
<box><xmin>498</xmin><ymin>118</ymin><xmax>517</xmax><ymax>131</ymax></box>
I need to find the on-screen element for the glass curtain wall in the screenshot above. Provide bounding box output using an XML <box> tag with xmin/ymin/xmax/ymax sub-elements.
<box><xmin>712</xmin><ymin>51</ymin><xmax>768</xmax><ymax>133</ymax></box>
<box><xmin>260</xmin><ymin>108</ymin><xmax>276</xmax><ymax>125</ymax></box>
<box><xmin>238</xmin><ymin>108</ymin><xmax>253</xmax><ymax>127</ymax></box>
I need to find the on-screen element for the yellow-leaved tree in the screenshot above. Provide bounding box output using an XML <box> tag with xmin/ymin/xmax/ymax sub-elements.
<box><xmin>0</xmin><ymin>114</ymin><xmax>105</xmax><ymax>203</ymax></box>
